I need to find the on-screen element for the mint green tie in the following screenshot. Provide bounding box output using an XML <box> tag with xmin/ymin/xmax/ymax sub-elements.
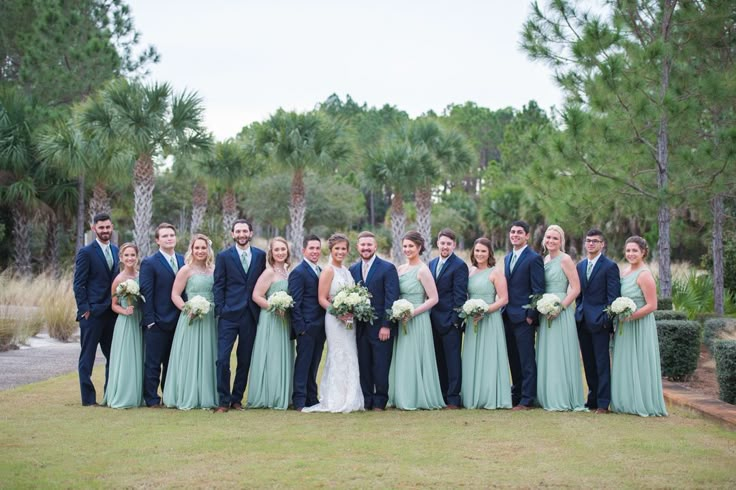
<box><xmin>170</xmin><ymin>257</ymin><xmax>178</xmax><ymax>273</ymax></box>
<box><xmin>586</xmin><ymin>260</ymin><xmax>594</xmax><ymax>280</ymax></box>
<box><xmin>241</xmin><ymin>252</ymin><xmax>250</xmax><ymax>273</ymax></box>
<box><xmin>436</xmin><ymin>260</ymin><xmax>444</xmax><ymax>278</ymax></box>
<box><xmin>509</xmin><ymin>254</ymin><xmax>518</xmax><ymax>273</ymax></box>
<box><xmin>104</xmin><ymin>246</ymin><xmax>113</xmax><ymax>270</ymax></box>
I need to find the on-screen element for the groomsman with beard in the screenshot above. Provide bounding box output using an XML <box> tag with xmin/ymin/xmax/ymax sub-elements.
<box><xmin>576</xmin><ymin>228</ymin><xmax>620</xmax><ymax>414</ymax></box>
<box><xmin>213</xmin><ymin>219</ymin><xmax>266</xmax><ymax>412</ymax></box>
<box><xmin>502</xmin><ymin>220</ymin><xmax>545</xmax><ymax>410</ymax></box>
<box><xmin>73</xmin><ymin>213</ymin><xmax>118</xmax><ymax>406</ymax></box>
<box><xmin>140</xmin><ymin>223</ymin><xmax>184</xmax><ymax>408</ymax></box>
<box><xmin>429</xmin><ymin>228</ymin><xmax>469</xmax><ymax>409</ymax></box>
<box><xmin>349</xmin><ymin>231</ymin><xmax>399</xmax><ymax>411</ymax></box>
<box><xmin>289</xmin><ymin>235</ymin><xmax>326</xmax><ymax>411</ymax></box>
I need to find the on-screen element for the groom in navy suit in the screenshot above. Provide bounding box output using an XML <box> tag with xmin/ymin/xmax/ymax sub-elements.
<box><xmin>140</xmin><ymin>223</ymin><xmax>184</xmax><ymax>407</ymax></box>
<box><xmin>289</xmin><ymin>234</ymin><xmax>326</xmax><ymax>411</ymax></box>
<box><xmin>429</xmin><ymin>228</ymin><xmax>468</xmax><ymax>409</ymax></box>
<box><xmin>576</xmin><ymin>228</ymin><xmax>620</xmax><ymax>414</ymax></box>
<box><xmin>73</xmin><ymin>212</ymin><xmax>118</xmax><ymax>406</ymax></box>
<box><xmin>213</xmin><ymin>219</ymin><xmax>266</xmax><ymax>412</ymax></box>
<box><xmin>349</xmin><ymin>231</ymin><xmax>399</xmax><ymax>411</ymax></box>
<box><xmin>502</xmin><ymin>220</ymin><xmax>545</xmax><ymax>410</ymax></box>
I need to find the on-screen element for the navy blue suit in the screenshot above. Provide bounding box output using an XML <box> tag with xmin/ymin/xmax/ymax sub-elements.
<box><xmin>349</xmin><ymin>256</ymin><xmax>399</xmax><ymax>410</ymax></box>
<box><xmin>429</xmin><ymin>253</ymin><xmax>469</xmax><ymax>407</ymax></box>
<box><xmin>73</xmin><ymin>240</ymin><xmax>118</xmax><ymax>405</ymax></box>
<box><xmin>288</xmin><ymin>260</ymin><xmax>326</xmax><ymax>409</ymax></box>
<box><xmin>502</xmin><ymin>246</ymin><xmax>545</xmax><ymax>407</ymax></box>
<box><xmin>212</xmin><ymin>245</ymin><xmax>266</xmax><ymax>407</ymax></box>
<box><xmin>139</xmin><ymin>250</ymin><xmax>184</xmax><ymax>406</ymax></box>
<box><xmin>575</xmin><ymin>254</ymin><xmax>620</xmax><ymax>410</ymax></box>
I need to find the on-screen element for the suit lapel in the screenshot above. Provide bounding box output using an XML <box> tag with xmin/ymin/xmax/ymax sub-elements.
<box><xmin>505</xmin><ymin>253</ymin><xmax>512</xmax><ymax>278</ymax></box>
<box><xmin>430</xmin><ymin>257</ymin><xmax>439</xmax><ymax>278</ymax></box>
<box><xmin>304</xmin><ymin>260</ymin><xmax>318</xmax><ymax>280</ymax></box>
<box><xmin>588</xmin><ymin>256</ymin><xmax>602</xmax><ymax>283</ymax></box>
<box><xmin>364</xmin><ymin>257</ymin><xmax>380</xmax><ymax>285</ymax></box>
<box><xmin>93</xmin><ymin>241</ymin><xmax>115</xmax><ymax>276</ymax></box>
<box><xmin>111</xmin><ymin>244</ymin><xmax>119</xmax><ymax>274</ymax></box>
<box><xmin>156</xmin><ymin>251</ymin><xmax>176</xmax><ymax>278</ymax></box>
<box><xmin>231</xmin><ymin>247</ymin><xmax>248</xmax><ymax>281</ymax></box>
<box><xmin>436</xmin><ymin>254</ymin><xmax>454</xmax><ymax>280</ymax></box>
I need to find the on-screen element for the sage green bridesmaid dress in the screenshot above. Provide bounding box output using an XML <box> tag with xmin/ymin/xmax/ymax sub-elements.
<box><xmin>461</xmin><ymin>267</ymin><xmax>512</xmax><ymax>409</ymax></box>
<box><xmin>536</xmin><ymin>255</ymin><xmax>586</xmax><ymax>411</ymax></box>
<box><xmin>246</xmin><ymin>279</ymin><xmax>294</xmax><ymax>410</ymax></box>
<box><xmin>163</xmin><ymin>273</ymin><xmax>218</xmax><ymax>410</ymax></box>
<box><xmin>388</xmin><ymin>266</ymin><xmax>445</xmax><ymax>410</ymax></box>
<box><xmin>102</xmin><ymin>281</ymin><xmax>144</xmax><ymax>409</ymax></box>
<box><xmin>610</xmin><ymin>269</ymin><xmax>667</xmax><ymax>417</ymax></box>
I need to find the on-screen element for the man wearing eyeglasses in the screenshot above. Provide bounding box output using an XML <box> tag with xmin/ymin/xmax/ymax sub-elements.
<box><xmin>575</xmin><ymin>229</ymin><xmax>620</xmax><ymax>414</ymax></box>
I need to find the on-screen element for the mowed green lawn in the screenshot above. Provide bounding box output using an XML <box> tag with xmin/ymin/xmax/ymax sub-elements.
<box><xmin>1</xmin><ymin>369</ymin><xmax>734</xmax><ymax>489</ymax></box>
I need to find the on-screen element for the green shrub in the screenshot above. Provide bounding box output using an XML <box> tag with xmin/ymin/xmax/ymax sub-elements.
<box><xmin>671</xmin><ymin>272</ymin><xmax>736</xmax><ymax>319</ymax></box>
<box><xmin>702</xmin><ymin>231</ymin><xmax>736</xmax><ymax>292</ymax></box>
<box><xmin>713</xmin><ymin>340</ymin><xmax>736</xmax><ymax>405</ymax></box>
<box><xmin>704</xmin><ymin>318</ymin><xmax>728</xmax><ymax>354</ymax></box>
<box><xmin>657</xmin><ymin>297</ymin><xmax>673</xmax><ymax>310</ymax></box>
<box><xmin>657</xmin><ymin>319</ymin><xmax>702</xmax><ymax>381</ymax></box>
<box><xmin>653</xmin><ymin>310</ymin><xmax>687</xmax><ymax>321</ymax></box>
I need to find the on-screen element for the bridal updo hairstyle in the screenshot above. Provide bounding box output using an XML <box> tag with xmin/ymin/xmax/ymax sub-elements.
<box><xmin>543</xmin><ymin>224</ymin><xmax>566</xmax><ymax>253</ymax></box>
<box><xmin>402</xmin><ymin>231</ymin><xmax>425</xmax><ymax>254</ymax></box>
<box><xmin>267</xmin><ymin>236</ymin><xmax>291</xmax><ymax>268</ymax></box>
<box><xmin>625</xmin><ymin>235</ymin><xmax>649</xmax><ymax>258</ymax></box>
<box><xmin>327</xmin><ymin>233</ymin><xmax>350</xmax><ymax>251</ymax></box>
<box><xmin>471</xmin><ymin>237</ymin><xmax>496</xmax><ymax>268</ymax></box>
<box><xmin>185</xmin><ymin>233</ymin><xmax>215</xmax><ymax>267</ymax></box>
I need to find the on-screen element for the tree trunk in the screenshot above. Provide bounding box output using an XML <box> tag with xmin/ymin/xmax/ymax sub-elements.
<box><xmin>289</xmin><ymin>168</ymin><xmax>306</xmax><ymax>262</ymax></box>
<box><xmin>221</xmin><ymin>188</ymin><xmax>238</xmax><ymax>247</ymax></box>
<box><xmin>712</xmin><ymin>194</ymin><xmax>725</xmax><ymax>316</ymax></box>
<box><xmin>190</xmin><ymin>181</ymin><xmax>208</xmax><ymax>237</ymax></box>
<box><xmin>133</xmin><ymin>154</ymin><xmax>155</xmax><ymax>257</ymax></box>
<box><xmin>12</xmin><ymin>208</ymin><xmax>33</xmax><ymax>276</ymax></box>
<box><xmin>76</xmin><ymin>175</ymin><xmax>85</xmax><ymax>252</ymax></box>
<box><xmin>415</xmin><ymin>186</ymin><xmax>433</xmax><ymax>263</ymax></box>
<box><xmin>89</xmin><ymin>181</ymin><xmax>111</xmax><ymax>224</ymax></box>
<box><xmin>390</xmin><ymin>192</ymin><xmax>406</xmax><ymax>265</ymax></box>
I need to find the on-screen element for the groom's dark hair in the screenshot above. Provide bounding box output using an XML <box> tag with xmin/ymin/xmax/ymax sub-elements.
<box><xmin>303</xmin><ymin>234</ymin><xmax>321</xmax><ymax>248</ymax></box>
<box><xmin>586</xmin><ymin>228</ymin><xmax>604</xmax><ymax>240</ymax></box>
<box><xmin>437</xmin><ymin>228</ymin><xmax>456</xmax><ymax>242</ymax></box>
<box><xmin>231</xmin><ymin>219</ymin><xmax>252</xmax><ymax>232</ymax></box>
<box><xmin>510</xmin><ymin>220</ymin><xmax>530</xmax><ymax>233</ymax></box>
<box><xmin>92</xmin><ymin>212</ymin><xmax>111</xmax><ymax>224</ymax></box>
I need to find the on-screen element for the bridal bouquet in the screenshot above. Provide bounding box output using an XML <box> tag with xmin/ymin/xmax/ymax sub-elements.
<box><xmin>329</xmin><ymin>284</ymin><xmax>375</xmax><ymax>329</ymax></box>
<box><xmin>267</xmin><ymin>291</ymin><xmax>294</xmax><ymax>317</ymax></box>
<box><xmin>115</xmin><ymin>279</ymin><xmax>145</xmax><ymax>304</ymax></box>
<box><xmin>387</xmin><ymin>299</ymin><xmax>414</xmax><ymax>335</ymax></box>
<box><xmin>457</xmin><ymin>298</ymin><xmax>489</xmax><ymax>333</ymax></box>
<box><xmin>183</xmin><ymin>295</ymin><xmax>211</xmax><ymax>325</ymax></box>
<box><xmin>604</xmin><ymin>296</ymin><xmax>637</xmax><ymax>336</ymax></box>
<box><xmin>524</xmin><ymin>293</ymin><xmax>563</xmax><ymax>325</ymax></box>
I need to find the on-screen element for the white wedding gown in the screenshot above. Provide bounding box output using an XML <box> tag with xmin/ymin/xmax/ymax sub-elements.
<box><xmin>303</xmin><ymin>264</ymin><xmax>364</xmax><ymax>413</ymax></box>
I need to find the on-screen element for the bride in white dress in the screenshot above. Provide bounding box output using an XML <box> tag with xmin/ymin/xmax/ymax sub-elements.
<box><xmin>303</xmin><ymin>234</ymin><xmax>364</xmax><ymax>413</ymax></box>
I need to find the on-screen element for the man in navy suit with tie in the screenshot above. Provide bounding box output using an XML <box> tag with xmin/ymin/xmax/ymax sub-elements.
<box><xmin>349</xmin><ymin>231</ymin><xmax>399</xmax><ymax>411</ymax></box>
<box><xmin>73</xmin><ymin>212</ymin><xmax>118</xmax><ymax>406</ymax></box>
<box><xmin>429</xmin><ymin>228</ymin><xmax>468</xmax><ymax>409</ymax></box>
<box><xmin>140</xmin><ymin>223</ymin><xmax>184</xmax><ymax>408</ymax></box>
<box><xmin>213</xmin><ymin>219</ymin><xmax>266</xmax><ymax>412</ymax></box>
<box><xmin>576</xmin><ymin>228</ymin><xmax>621</xmax><ymax>414</ymax></box>
<box><xmin>502</xmin><ymin>220</ymin><xmax>545</xmax><ymax>410</ymax></box>
<box><xmin>288</xmin><ymin>234</ymin><xmax>326</xmax><ymax>411</ymax></box>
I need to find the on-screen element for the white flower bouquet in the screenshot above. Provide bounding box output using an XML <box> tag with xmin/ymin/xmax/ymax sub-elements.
<box><xmin>115</xmin><ymin>279</ymin><xmax>144</xmax><ymax>304</ymax></box>
<box><xmin>267</xmin><ymin>290</ymin><xmax>294</xmax><ymax>318</ymax></box>
<box><xmin>524</xmin><ymin>293</ymin><xmax>562</xmax><ymax>326</ymax></box>
<box><xmin>457</xmin><ymin>298</ymin><xmax>489</xmax><ymax>333</ymax></box>
<box><xmin>387</xmin><ymin>299</ymin><xmax>415</xmax><ymax>334</ymax></box>
<box><xmin>328</xmin><ymin>284</ymin><xmax>375</xmax><ymax>329</ymax></box>
<box><xmin>183</xmin><ymin>295</ymin><xmax>211</xmax><ymax>325</ymax></box>
<box><xmin>604</xmin><ymin>296</ymin><xmax>637</xmax><ymax>336</ymax></box>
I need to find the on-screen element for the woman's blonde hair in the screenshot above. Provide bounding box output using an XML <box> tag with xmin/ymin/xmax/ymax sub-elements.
<box><xmin>543</xmin><ymin>224</ymin><xmax>566</xmax><ymax>254</ymax></box>
<box><xmin>267</xmin><ymin>236</ymin><xmax>291</xmax><ymax>268</ymax></box>
<box><xmin>185</xmin><ymin>233</ymin><xmax>215</xmax><ymax>268</ymax></box>
<box><xmin>118</xmin><ymin>242</ymin><xmax>140</xmax><ymax>271</ymax></box>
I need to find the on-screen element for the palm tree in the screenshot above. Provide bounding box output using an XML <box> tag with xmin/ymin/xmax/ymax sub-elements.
<box><xmin>190</xmin><ymin>177</ymin><xmax>208</xmax><ymax>237</ymax></box>
<box><xmin>365</xmin><ymin>138</ymin><xmax>428</xmax><ymax>264</ymax></box>
<box><xmin>79</xmin><ymin>79</ymin><xmax>211</xmax><ymax>256</ymax></box>
<box><xmin>37</xmin><ymin>111</ymin><xmax>132</xmax><ymax>250</ymax></box>
<box><xmin>407</xmin><ymin>119</ymin><xmax>473</xmax><ymax>260</ymax></box>
<box><xmin>254</xmin><ymin>109</ymin><xmax>349</xmax><ymax>260</ymax></box>
<box><xmin>199</xmin><ymin>139</ymin><xmax>261</xmax><ymax>244</ymax></box>
<box><xmin>0</xmin><ymin>87</ymin><xmax>43</xmax><ymax>275</ymax></box>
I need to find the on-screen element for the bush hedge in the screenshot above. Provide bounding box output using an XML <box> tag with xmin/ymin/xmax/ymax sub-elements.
<box><xmin>656</xmin><ymin>319</ymin><xmax>702</xmax><ymax>381</ymax></box>
<box><xmin>653</xmin><ymin>310</ymin><xmax>688</xmax><ymax>321</ymax></box>
<box><xmin>713</xmin><ymin>340</ymin><xmax>736</xmax><ymax>405</ymax></box>
<box><xmin>658</xmin><ymin>297</ymin><xmax>673</xmax><ymax>310</ymax></box>
<box><xmin>704</xmin><ymin>318</ymin><xmax>728</xmax><ymax>354</ymax></box>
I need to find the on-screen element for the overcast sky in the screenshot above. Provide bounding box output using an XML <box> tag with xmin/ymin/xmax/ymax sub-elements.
<box><xmin>126</xmin><ymin>0</ymin><xmax>563</xmax><ymax>140</ymax></box>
